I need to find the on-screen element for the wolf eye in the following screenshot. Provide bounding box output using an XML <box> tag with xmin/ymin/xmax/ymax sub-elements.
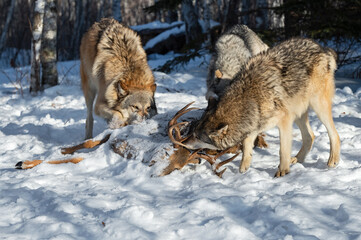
<box><xmin>146</xmin><ymin>106</ymin><xmax>151</xmax><ymax>111</ymax></box>
<box><xmin>131</xmin><ymin>105</ymin><xmax>139</xmax><ymax>111</ymax></box>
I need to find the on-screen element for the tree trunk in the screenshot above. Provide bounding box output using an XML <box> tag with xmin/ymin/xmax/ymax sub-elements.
<box><xmin>166</xmin><ymin>10</ymin><xmax>178</xmax><ymax>23</ymax></box>
<box><xmin>203</xmin><ymin>0</ymin><xmax>211</xmax><ymax>47</ymax></box>
<box><xmin>112</xmin><ymin>0</ymin><xmax>122</xmax><ymax>22</ymax></box>
<box><xmin>181</xmin><ymin>0</ymin><xmax>203</xmax><ymax>46</ymax></box>
<box><xmin>222</xmin><ymin>0</ymin><xmax>242</xmax><ymax>32</ymax></box>
<box><xmin>268</xmin><ymin>0</ymin><xmax>284</xmax><ymax>29</ymax></box>
<box><xmin>71</xmin><ymin>0</ymin><xmax>85</xmax><ymax>59</ymax></box>
<box><xmin>41</xmin><ymin>0</ymin><xmax>58</xmax><ymax>87</ymax></box>
<box><xmin>0</xmin><ymin>0</ymin><xmax>16</xmax><ymax>55</ymax></box>
<box><xmin>30</xmin><ymin>0</ymin><xmax>45</xmax><ymax>95</ymax></box>
<box><xmin>284</xmin><ymin>0</ymin><xmax>300</xmax><ymax>37</ymax></box>
<box><xmin>248</xmin><ymin>0</ymin><xmax>258</xmax><ymax>29</ymax></box>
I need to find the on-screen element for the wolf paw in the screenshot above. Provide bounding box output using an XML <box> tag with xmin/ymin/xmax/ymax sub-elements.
<box><xmin>274</xmin><ymin>169</ymin><xmax>289</xmax><ymax>178</ymax></box>
<box><xmin>108</xmin><ymin>115</ymin><xmax>126</xmax><ymax>129</ymax></box>
<box><xmin>291</xmin><ymin>157</ymin><xmax>298</xmax><ymax>164</ymax></box>
<box><xmin>327</xmin><ymin>159</ymin><xmax>339</xmax><ymax>168</ymax></box>
<box><xmin>239</xmin><ymin>164</ymin><xmax>250</xmax><ymax>173</ymax></box>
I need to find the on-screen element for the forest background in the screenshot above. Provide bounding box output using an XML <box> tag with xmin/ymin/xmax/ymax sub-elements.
<box><xmin>0</xmin><ymin>0</ymin><xmax>360</xmax><ymax>93</ymax></box>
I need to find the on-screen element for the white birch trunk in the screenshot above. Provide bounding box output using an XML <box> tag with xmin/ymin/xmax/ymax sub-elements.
<box><xmin>0</xmin><ymin>0</ymin><xmax>16</xmax><ymax>55</ymax></box>
<box><xmin>41</xmin><ymin>0</ymin><xmax>58</xmax><ymax>87</ymax></box>
<box><xmin>30</xmin><ymin>0</ymin><xmax>45</xmax><ymax>94</ymax></box>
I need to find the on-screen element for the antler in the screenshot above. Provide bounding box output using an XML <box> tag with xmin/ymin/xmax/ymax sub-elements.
<box><xmin>168</xmin><ymin>101</ymin><xmax>198</xmax><ymax>148</ymax></box>
<box><xmin>197</xmin><ymin>148</ymin><xmax>240</xmax><ymax>177</ymax></box>
<box><xmin>164</xmin><ymin>101</ymin><xmax>240</xmax><ymax>177</ymax></box>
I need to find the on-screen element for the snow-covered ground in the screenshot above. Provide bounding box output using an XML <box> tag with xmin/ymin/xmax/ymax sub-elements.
<box><xmin>1</xmin><ymin>54</ymin><xmax>361</xmax><ymax>240</ymax></box>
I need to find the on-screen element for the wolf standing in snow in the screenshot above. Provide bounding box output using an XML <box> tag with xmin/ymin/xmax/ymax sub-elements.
<box><xmin>80</xmin><ymin>18</ymin><xmax>157</xmax><ymax>139</ymax></box>
<box><xmin>184</xmin><ymin>38</ymin><xmax>340</xmax><ymax>177</ymax></box>
<box><xmin>206</xmin><ymin>24</ymin><xmax>269</xmax><ymax>102</ymax></box>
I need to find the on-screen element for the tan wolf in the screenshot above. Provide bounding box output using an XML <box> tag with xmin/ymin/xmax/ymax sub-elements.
<box><xmin>206</xmin><ymin>24</ymin><xmax>269</xmax><ymax>102</ymax></box>
<box><xmin>182</xmin><ymin>38</ymin><xmax>340</xmax><ymax>177</ymax></box>
<box><xmin>80</xmin><ymin>18</ymin><xmax>157</xmax><ymax>139</ymax></box>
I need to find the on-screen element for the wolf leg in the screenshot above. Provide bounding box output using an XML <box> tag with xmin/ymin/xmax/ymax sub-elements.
<box><xmin>81</xmin><ymin>64</ymin><xmax>96</xmax><ymax>139</ymax></box>
<box><xmin>311</xmin><ymin>95</ymin><xmax>340</xmax><ymax>168</ymax></box>
<box><xmin>292</xmin><ymin>111</ymin><xmax>315</xmax><ymax>164</ymax></box>
<box><xmin>84</xmin><ymin>90</ymin><xmax>96</xmax><ymax>139</ymax></box>
<box><xmin>275</xmin><ymin>115</ymin><xmax>293</xmax><ymax>177</ymax></box>
<box><xmin>239</xmin><ymin>133</ymin><xmax>257</xmax><ymax>173</ymax></box>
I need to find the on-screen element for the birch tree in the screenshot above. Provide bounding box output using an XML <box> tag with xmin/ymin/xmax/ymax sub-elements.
<box><xmin>30</xmin><ymin>0</ymin><xmax>45</xmax><ymax>94</ymax></box>
<box><xmin>181</xmin><ymin>0</ymin><xmax>202</xmax><ymax>45</ymax></box>
<box><xmin>41</xmin><ymin>0</ymin><xmax>58</xmax><ymax>87</ymax></box>
<box><xmin>0</xmin><ymin>0</ymin><xmax>16</xmax><ymax>55</ymax></box>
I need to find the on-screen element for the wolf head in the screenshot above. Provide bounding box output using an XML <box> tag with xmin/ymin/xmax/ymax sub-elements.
<box><xmin>183</xmin><ymin>107</ymin><xmax>237</xmax><ymax>151</ymax></box>
<box><xmin>106</xmin><ymin>80</ymin><xmax>157</xmax><ymax>126</ymax></box>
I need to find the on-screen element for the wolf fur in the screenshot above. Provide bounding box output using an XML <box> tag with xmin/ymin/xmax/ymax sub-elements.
<box><xmin>80</xmin><ymin>18</ymin><xmax>157</xmax><ymax>139</ymax></box>
<box><xmin>206</xmin><ymin>24</ymin><xmax>269</xmax><ymax>102</ymax></box>
<box><xmin>187</xmin><ymin>38</ymin><xmax>340</xmax><ymax>177</ymax></box>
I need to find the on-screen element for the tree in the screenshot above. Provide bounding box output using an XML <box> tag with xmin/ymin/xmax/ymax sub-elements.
<box><xmin>112</xmin><ymin>0</ymin><xmax>122</xmax><ymax>22</ymax></box>
<box><xmin>30</xmin><ymin>0</ymin><xmax>45</xmax><ymax>94</ymax></box>
<box><xmin>71</xmin><ymin>0</ymin><xmax>86</xmax><ymax>59</ymax></box>
<box><xmin>221</xmin><ymin>0</ymin><xmax>242</xmax><ymax>33</ymax></box>
<box><xmin>41</xmin><ymin>0</ymin><xmax>58</xmax><ymax>87</ymax></box>
<box><xmin>181</xmin><ymin>0</ymin><xmax>203</xmax><ymax>46</ymax></box>
<box><xmin>0</xmin><ymin>0</ymin><xmax>16</xmax><ymax>55</ymax></box>
<box><xmin>202</xmin><ymin>0</ymin><xmax>212</xmax><ymax>46</ymax></box>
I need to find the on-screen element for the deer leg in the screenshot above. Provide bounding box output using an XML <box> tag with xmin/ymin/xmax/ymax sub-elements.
<box><xmin>61</xmin><ymin>134</ymin><xmax>111</xmax><ymax>155</ymax></box>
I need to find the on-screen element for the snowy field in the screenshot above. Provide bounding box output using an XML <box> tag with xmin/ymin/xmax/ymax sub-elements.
<box><xmin>1</xmin><ymin>54</ymin><xmax>361</xmax><ymax>240</ymax></box>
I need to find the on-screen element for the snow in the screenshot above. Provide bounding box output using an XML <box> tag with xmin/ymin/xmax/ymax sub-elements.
<box><xmin>1</xmin><ymin>53</ymin><xmax>361</xmax><ymax>240</ymax></box>
<box><xmin>143</xmin><ymin>20</ymin><xmax>220</xmax><ymax>50</ymax></box>
<box><xmin>144</xmin><ymin>25</ymin><xmax>185</xmax><ymax>50</ymax></box>
<box><xmin>131</xmin><ymin>21</ymin><xmax>183</xmax><ymax>32</ymax></box>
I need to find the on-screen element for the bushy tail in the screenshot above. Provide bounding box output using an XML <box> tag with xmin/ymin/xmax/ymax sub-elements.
<box><xmin>325</xmin><ymin>47</ymin><xmax>338</xmax><ymax>71</ymax></box>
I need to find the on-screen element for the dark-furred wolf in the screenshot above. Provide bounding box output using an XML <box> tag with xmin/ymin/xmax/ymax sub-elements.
<box><xmin>80</xmin><ymin>18</ymin><xmax>157</xmax><ymax>139</ymax></box>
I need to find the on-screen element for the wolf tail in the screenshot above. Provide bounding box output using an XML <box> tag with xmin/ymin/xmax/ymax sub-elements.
<box><xmin>324</xmin><ymin>47</ymin><xmax>338</xmax><ymax>71</ymax></box>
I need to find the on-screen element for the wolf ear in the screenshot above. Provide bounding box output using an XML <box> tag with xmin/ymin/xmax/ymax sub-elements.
<box><xmin>150</xmin><ymin>83</ymin><xmax>157</xmax><ymax>93</ymax></box>
<box><xmin>117</xmin><ymin>81</ymin><xmax>129</xmax><ymax>97</ymax></box>
<box><xmin>210</xmin><ymin>124</ymin><xmax>228</xmax><ymax>138</ymax></box>
<box><xmin>215</xmin><ymin>69</ymin><xmax>223</xmax><ymax>79</ymax></box>
<box><xmin>218</xmin><ymin>124</ymin><xmax>228</xmax><ymax>135</ymax></box>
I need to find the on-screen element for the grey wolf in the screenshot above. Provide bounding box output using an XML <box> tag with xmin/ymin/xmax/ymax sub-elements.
<box><xmin>80</xmin><ymin>18</ymin><xmax>157</xmax><ymax>139</ymax></box>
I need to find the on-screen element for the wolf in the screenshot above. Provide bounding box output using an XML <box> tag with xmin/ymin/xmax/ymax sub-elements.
<box><xmin>206</xmin><ymin>24</ymin><xmax>269</xmax><ymax>102</ymax></box>
<box><xmin>80</xmin><ymin>18</ymin><xmax>157</xmax><ymax>139</ymax></box>
<box><xmin>184</xmin><ymin>38</ymin><xmax>340</xmax><ymax>177</ymax></box>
